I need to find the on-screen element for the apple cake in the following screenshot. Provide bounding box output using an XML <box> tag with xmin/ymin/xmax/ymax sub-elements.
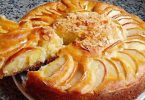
<box><xmin>1</xmin><ymin>0</ymin><xmax>145</xmax><ymax>100</ymax></box>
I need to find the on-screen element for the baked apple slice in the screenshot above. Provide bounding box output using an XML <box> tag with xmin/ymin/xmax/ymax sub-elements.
<box><xmin>122</xmin><ymin>22</ymin><xmax>140</xmax><ymax>30</ymax></box>
<box><xmin>57</xmin><ymin>61</ymin><xmax>78</xmax><ymax>91</ymax></box>
<box><xmin>94</xmin><ymin>58</ymin><xmax>118</xmax><ymax>93</ymax></box>
<box><xmin>94</xmin><ymin>2</ymin><xmax>126</xmax><ymax>15</ymax></box>
<box><xmin>123</xmin><ymin>49</ymin><xmax>145</xmax><ymax>62</ymax></box>
<box><xmin>124</xmin><ymin>40</ymin><xmax>145</xmax><ymax>51</ymax></box>
<box><xmin>45</xmin><ymin>54</ymin><xmax>75</xmax><ymax>86</ymax></box>
<box><xmin>102</xmin><ymin>40</ymin><xmax>123</xmax><ymax>55</ymax></box>
<box><xmin>69</xmin><ymin>58</ymin><xmax>106</xmax><ymax>94</ymax></box>
<box><xmin>112</xmin><ymin>51</ymin><xmax>137</xmax><ymax>78</ymax></box>
<box><xmin>114</xmin><ymin>14</ymin><xmax>139</xmax><ymax>24</ymax></box>
<box><xmin>63</xmin><ymin>63</ymin><xmax>83</xmax><ymax>91</ymax></box>
<box><xmin>127</xmin><ymin>28</ymin><xmax>145</xmax><ymax>36</ymax></box>
<box><xmin>127</xmin><ymin>34</ymin><xmax>145</xmax><ymax>42</ymax></box>
<box><xmin>102</xmin><ymin>58</ymin><xmax>119</xmax><ymax>80</ymax></box>
<box><xmin>107</xmin><ymin>9</ymin><xmax>121</xmax><ymax>18</ymax></box>
<box><xmin>80</xmin><ymin>0</ymin><xmax>97</xmax><ymax>11</ymax></box>
<box><xmin>114</xmin><ymin>14</ymin><xmax>132</xmax><ymax>20</ymax></box>
<box><xmin>0</xmin><ymin>16</ymin><xmax>18</xmax><ymax>33</ymax></box>
<box><xmin>105</xmin><ymin>7</ymin><xmax>128</xmax><ymax>19</ymax></box>
<box><xmin>110</xmin><ymin>58</ymin><xmax>126</xmax><ymax>80</ymax></box>
<box><xmin>38</xmin><ymin>56</ymin><xmax>66</xmax><ymax>78</ymax></box>
<box><xmin>117</xmin><ymin>18</ymin><xmax>138</xmax><ymax>26</ymax></box>
<box><xmin>0</xmin><ymin>29</ymin><xmax>30</xmax><ymax>55</ymax></box>
<box><xmin>62</xmin><ymin>0</ymin><xmax>97</xmax><ymax>11</ymax></box>
<box><xmin>123</xmin><ymin>49</ymin><xmax>145</xmax><ymax>71</ymax></box>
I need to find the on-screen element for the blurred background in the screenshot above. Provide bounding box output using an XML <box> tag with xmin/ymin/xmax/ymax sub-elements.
<box><xmin>0</xmin><ymin>0</ymin><xmax>144</xmax><ymax>100</ymax></box>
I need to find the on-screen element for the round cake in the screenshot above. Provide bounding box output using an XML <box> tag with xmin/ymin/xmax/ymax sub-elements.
<box><xmin>0</xmin><ymin>0</ymin><xmax>145</xmax><ymax>100</ymax></box>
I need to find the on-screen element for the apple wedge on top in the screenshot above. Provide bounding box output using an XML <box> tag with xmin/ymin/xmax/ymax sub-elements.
<box><xmin>0</xmin><ymin>16</ymin><xmax>18</xmax><ymax>34</ymax></box>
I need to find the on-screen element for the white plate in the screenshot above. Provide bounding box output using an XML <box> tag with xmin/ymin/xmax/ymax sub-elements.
<box><xmin>12</xmin><ymin>72</ymin><xmax>34</xmax><ymax>100</ymax></box>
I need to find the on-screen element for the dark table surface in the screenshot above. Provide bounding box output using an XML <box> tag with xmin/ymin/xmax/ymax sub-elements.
<box><xmin>0</xmin><ymin>0</ymin><xmax>145</xmax><ymax>100</ymax></box>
